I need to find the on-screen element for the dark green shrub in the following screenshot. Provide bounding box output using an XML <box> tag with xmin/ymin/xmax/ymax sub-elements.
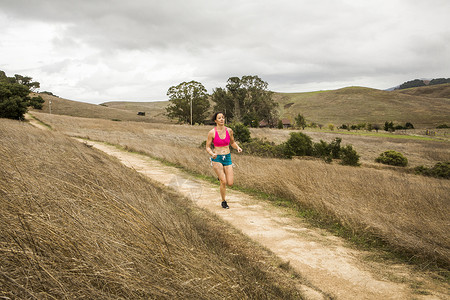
<box><xmin>228</xmin><ymin>122</ymin><xmax>251</xmax><ymax>143</ymax></box>
<box><xmin>283</xmin><ymin>132</ymin><xmax>313</xmax><ymax>158</ymax></box>
<box><xmin>436</xmin><ymin>124</ymin><xmax>449</xmax><ymax>129</ymax></box>
<box><xmin>241</xmin><ymin>138</ymin><xmax>286</xmax><ymax>158</ymax></box>
<box><xmin>340</xmin><ymin>145</ymin><xmax>360</xmax><ymax>166</ymax></box>
<box><xmin>329</xmin><ymin>137</ymin><xmax>342</xmax><ymax>159</ymax></box>
<box><xmin>384</xmin><ymin>121</ymin><xmax>395</xmax><ymax>132</ymax></box>
<box><xmin>277</xmin><ymin>120</ymin><xmax>283</xmax><ymax>129</ymax></box>
<box><xmin>414</xmin><ymin>162</ymin><xmax>449</xmax><ymax>179</ymax></box>
<box><xmin>313</xmin><ymin>140</ymin><xmax>331</xmax><ymax>158</ymax></box>
<box><xmin>375</xmin><ymin>150</ymin><xmax>408</xmax><ymax>167</ymax></box>
<box><xmin>312</xmin><ymin>140</ymin><xmax>332</xmax><ymax>163</ymax></box>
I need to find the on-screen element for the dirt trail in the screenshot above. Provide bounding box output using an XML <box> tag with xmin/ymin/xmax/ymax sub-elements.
<box><xmin>75</xmin><ymin>140</ymin><xmax>446</xmax><ymax>300</ymax></box>
<box><xmin>25</xmin><ymin>116</ymin><xmax>447</xmax><ymax>299</ymax></box>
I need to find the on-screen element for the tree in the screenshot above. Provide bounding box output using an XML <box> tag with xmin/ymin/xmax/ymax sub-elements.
<box><xmin>372</xmin><ymin>124</ymin><xmax>380</xmax><ymax>132</ymax></box>
<box><xmin>13</xmin><ymin>74</ymin><xmax>40</xmax><ymax>91</ymax></box>
<box><xmin>405</xmin><ymin>122</ymin><xmax>414</xmax><ymax>129</ymax></box>
<box><xmin>398</xmin><ymin>79</ymin><xmax>425</xmax><ymax>90</ymax></box>
<box><xmin>212</xmin><ymin>75</ymin><xmax>278</xmax><ymax>126</ymax></box>
<box><xmin>166</xmin><ymin>81</ymin><xmax>210</xmax><ymax>125</ymax></box>
<box><xmin>0</xmin><ymin>70</ymin><xmax>44</xmax><ymax>120</ymax></box>
<box><xmin>384</xmin><ymin>121</ymin><xmax>395</xmax><ymax>132</ymax></box>
<box><xmin>295</xmin><ymin>113</ymin><xmax>306</xmax><ymax>129</ymax></box>
<box><xmin>211</xmin><ymin>87</ymin><xmax>234</xmax><ymax>122</ymax></box>
<box><xmin>429</xmin><ymin>78</ymin><xmax>450</xmax><ymax>85</ymax></box>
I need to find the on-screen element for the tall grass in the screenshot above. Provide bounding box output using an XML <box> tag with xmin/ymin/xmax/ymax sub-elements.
<box><xmin>0</xmin><ymin>118</ymin><xmax>303</xmax><ymax>299</ymax></box>
<box><xmin>29</xmin><ymin>112</ymin><xmax>450</xmax><ymax>268</ymax></box>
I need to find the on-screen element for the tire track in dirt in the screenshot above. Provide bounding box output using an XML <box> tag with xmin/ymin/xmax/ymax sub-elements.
<box><xmin>77</xmin><ymin>139</ymin><xmax>448</xmax><ymax>300</ymax></box>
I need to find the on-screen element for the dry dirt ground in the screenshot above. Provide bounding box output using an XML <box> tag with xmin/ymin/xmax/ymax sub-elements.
<box><xmin>27</xmin><ymin>116</ymin><xmax>449</xmax><ymax>299</ymax></box>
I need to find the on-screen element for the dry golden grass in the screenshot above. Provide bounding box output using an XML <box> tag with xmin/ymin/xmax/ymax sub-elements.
<box><xmin>29</xmin><ymin>112</ymin><xmax>450</xmax><ymax>268</ymax></box>
<box><xmin>0</xmin><ymin>118</ymin><xmax>304</xmax><ymax>299</ymax></box>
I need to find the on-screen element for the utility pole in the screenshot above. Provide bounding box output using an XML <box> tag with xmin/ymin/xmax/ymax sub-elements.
<box><xmin>190</xmin><ymin>97</ymin><xmax>193</xmax><ymax>125</ymax></box>
<box><xmin>49</xmin><ymin>100</ymin><xmax>52</xmax><ymax>114</ymax></box>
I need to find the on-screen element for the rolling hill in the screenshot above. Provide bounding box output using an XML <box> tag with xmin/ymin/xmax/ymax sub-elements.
<box><xmin>29</xmin><ymin>93</ymin><xmax>171</xmax><ymax>123</ymax></box>
<box><xmin>276</xmin><ymin>85</ymin><xmax>450</xmax><ymax>128</ymax></box>
<box><xmin>31</xmin><ymin>84</ymin><xmax>450</xmax><ymax>128</ymax></box>
<box><xmin>394</xmin><ymin>82</ymin><xmax>450</xmax><ymax>98</ymax></box>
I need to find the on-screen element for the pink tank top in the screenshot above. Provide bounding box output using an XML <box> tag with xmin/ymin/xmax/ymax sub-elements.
<box><xmin>213</xmin><ymin>127</ymin><xmax>230</xmax><ymax>147</ymax></box>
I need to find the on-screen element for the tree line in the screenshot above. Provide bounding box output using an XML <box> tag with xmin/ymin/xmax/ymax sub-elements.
<box><xmin>0</xmin><ymin>70</ymin><xmax>44</xmax><ymax>120</ymax></box>
<box><xmin>397</xmin><ymin>78</ymin><xmax>450</xmax><ymax>90</ymax></box>
<box><xmin>165</xmin><ymin>75</ymin><xmax>278</xmax><ymax>126</ymax></box>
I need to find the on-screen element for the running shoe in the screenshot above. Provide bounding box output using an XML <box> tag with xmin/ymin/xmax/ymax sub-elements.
<box><xmin>221</xmin><ymin>201</ymin><xmax>229</xmax><ymax>209</ymax></box>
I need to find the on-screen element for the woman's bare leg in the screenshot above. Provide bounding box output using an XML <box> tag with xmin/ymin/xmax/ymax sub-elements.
<box><xmin>212</xmin><ymin>162</ymin><xmax>227</xmax><ymax>201</ymax></box>
<box><xmin>223</xmin><ymin>165</ymin><xmax>234</xmax><ymax>186</ymax></box>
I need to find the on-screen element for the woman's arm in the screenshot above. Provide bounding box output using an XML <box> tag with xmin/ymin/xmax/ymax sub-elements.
<box><xmin>228</xmin><ymin>128</ymin><xmax>242</xmax><ymax>153</ymax></box>
<box><xmin>205</xmin><ymin>130</ymin><xmax>217</xmax><ymax>157</ymax></box>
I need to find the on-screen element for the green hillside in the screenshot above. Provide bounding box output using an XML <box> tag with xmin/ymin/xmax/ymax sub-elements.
<box><xmin>394</xmin><ymin>83</ymin><xmax>450</xmax><ymax>98</ymax></box>
<box><xmin>276</xmin><ymin>86</ymin><xmax>450</xmax><ymax>128</ymax></box>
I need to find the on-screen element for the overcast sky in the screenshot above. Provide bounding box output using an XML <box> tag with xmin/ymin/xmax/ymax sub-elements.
<box><xmin>1</xmin><ymin>0</ymin><xmax>449</xmax><ymax>104</ymax></box>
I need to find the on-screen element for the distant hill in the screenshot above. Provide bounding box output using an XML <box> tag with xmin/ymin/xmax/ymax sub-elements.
<box><xmin>394</xmin><ymin>83</ymin><xmax>450</xmax><ymax>99</ymax></box>
<box><xmin>102</xmin><ymin>100</ymin><xmax>169</xmax><ymax>121</ymax></box>
<box><xmin>275</xmin><ymin>85</ymin><xmax>450</xmax><ymax>128</ymax></box>
<box><xmin>29</xmin><ymin>93</ymin><xmax>171</xmax><ymax>123</ymax></box>
<box><xmin>30</xmin><ymin>84</ymin><xmax>450</xmax><ymax>128</ymax></box>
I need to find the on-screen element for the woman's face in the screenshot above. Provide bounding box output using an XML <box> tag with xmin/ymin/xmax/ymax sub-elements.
<box><xmin>215</xmin><ymin>113</ymin><xmax>225</xmax><ymax>125</ymax></box>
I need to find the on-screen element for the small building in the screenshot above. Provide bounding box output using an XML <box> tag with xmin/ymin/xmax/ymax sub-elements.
<box><xmin>282</xmin><ymin>119</ymin><xmax>291</xmax><ymax>128</ymax></box>
<box><xmin>259</xmin><ymin>120</ymin><xmax>269</xmax><ymax>128</ymax></box>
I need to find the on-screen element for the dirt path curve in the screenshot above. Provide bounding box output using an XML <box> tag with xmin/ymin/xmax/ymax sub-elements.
<box><xmin>75</xmin><ymin>140</ymin><xmax>446</xmax><ymax>300</ymax></box>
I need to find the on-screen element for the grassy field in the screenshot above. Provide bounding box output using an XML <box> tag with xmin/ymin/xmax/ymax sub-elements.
<box><xmin>30</xmin><ymin>112</ymin><xmax>450</xmax><ymax>269</ymax></box>
<box><xmin>0</xmin><ymin>118</ymin><xmax>306</xmax><ymax>299</ymax></box>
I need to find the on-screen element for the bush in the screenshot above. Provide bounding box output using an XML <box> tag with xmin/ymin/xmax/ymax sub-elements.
<box><xmin>340</xmin><ymin>145</ymin><xmax>360</xmax><ymax>166</ymax></box>
<box><xmin>228</xmin><ymin>122</ymin><xmax>251</xmax><ymax>143</ymax></box>
<box><xmin>329</xmin><ymin>137</ymin><xmax>342</xmax><ymax>159</ymax></box>
<box><xmin>241</xmin><ymin>138</ymin><xmax>286</xmax><ymax>158</ymax></box>
<box><xmin>436</xmin><ymin>124</ymin><xmax>449</xmax><ymax>129</ymax></box>
<box><xmin>277</xmin><ymin>120</ymin><xmax>283</xmax><ymax>129</ymax></box>
<box><xmin>283</xmin><ymin>132</ymin><xmax>313</xmax><ymax>158</ymax></box>
<box><xmin>414</xmin><ymin>162</ymin><xmax>450</xmax><ymax>179</ymax></box>
<box><xmin>375</xmin><ymin>150</ymin><xmax>408</xmax><ymax>167</ymax></box>
<box><xmin>313</xmin><ymin>140</ymin><xmax>331</xmax><ymax>158</ymax></box>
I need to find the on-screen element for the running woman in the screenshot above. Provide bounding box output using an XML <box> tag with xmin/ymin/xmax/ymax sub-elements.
<box><xmin>205</xmin><ymin>112</ymin><xmax>242</xmax><ymax>209</ymax></box>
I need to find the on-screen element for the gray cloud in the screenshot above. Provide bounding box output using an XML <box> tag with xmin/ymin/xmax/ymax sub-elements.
<box><xmin>1</xmin><ymin>0</ymin><xmax>449</xmax><ymax>103</ymax></box>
